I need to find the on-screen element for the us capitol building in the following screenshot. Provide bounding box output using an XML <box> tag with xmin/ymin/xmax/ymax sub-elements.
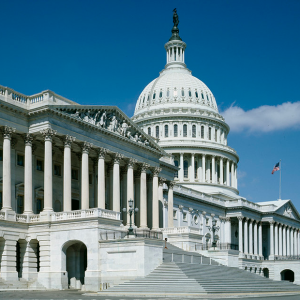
<box><xmin>0</xmin><ymin>11</ymin><xmax>300</xmax><ymax>292</ymax></box>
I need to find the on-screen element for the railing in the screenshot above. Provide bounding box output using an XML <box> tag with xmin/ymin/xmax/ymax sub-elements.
<box><xmin>275</xmin><ymin>255</ymin><xmax>300</xmax><ymax>261</ymax></box>
<box><xmin>100</xmin><ymin>229</ymin><xmax>163</xmax><ymax>240</ymax></box>
<box><xmin>163</xmin><ymin>226</ymin><xmax>200</xmax><ymax>235</ymax></box>
<box><xmin>195</xmin><ymin>243</ymin><xmax>239</xmax><ymax>251</ymax></box>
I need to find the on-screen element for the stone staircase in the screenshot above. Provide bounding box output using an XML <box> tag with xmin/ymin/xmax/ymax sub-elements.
<box><xmin>103</xmin><ymin>243</ymin><xmax>300</xmax><ymax>295</ymax></box>
<box><xmin>0</xmin><ymin>278</ymin><xmax>46</xmax><ymax>290</ymax></box>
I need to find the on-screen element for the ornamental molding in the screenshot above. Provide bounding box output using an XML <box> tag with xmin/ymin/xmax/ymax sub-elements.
<box><xmin>63</xmin><ymin>135</ymin><xmax>76</xmax><ymax>147</ymax></box>
<box><xmin>40</xmin><ymin>128</ymin><xmax>57</xmax><ymax>141</ymax></box>
<box><xmin>113</xmin><ymin>153</ymin><xmax>124</xmax><ymax>164</ymax></box>
<box><xmin>97</xmin><ymin>147</ymin><xmax>108</xmax><ymax>159</ymax></box>
<box><xmin>140</xmin><ymin>163</ymin><xmax>150</xmax><ymax>172</ymax></box>
<box><xmin>82</xmin><ymin>141</ymin><xmax>93</xmax><ymax>154</ymax></box>
<box><xmin>152</xmin><ymin>167</ymin><xmax>162</xmax><ymax>176</ymax></box>
<box><xmin>169</xmin><ymin>180</ymin><xmax>176</xmax><ymax>189</ymax></box>
<box><xmin>24</xmin><ymin>133</ymin><xmax>34</xmax><ymax>146</ymax></box>
<box><xmin>159</xmin><ymin>177</ymin><xmax>166</xmax><ymax>186</ymax></box>
<box><xmin>127</xmin><ymin>158</ymin><xmax>138</xmax><ymax>168</ymax></box>
<box><xmin>3</xmin><ymin>125</ymin><xmax>16</xmax><ymax>140</ymax></box>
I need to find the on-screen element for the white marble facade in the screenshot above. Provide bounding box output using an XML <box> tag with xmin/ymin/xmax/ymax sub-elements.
<box><xmin>0</xmin><ymin>16</ymin><xmax>300</xmax><ymax>291</ymax></box>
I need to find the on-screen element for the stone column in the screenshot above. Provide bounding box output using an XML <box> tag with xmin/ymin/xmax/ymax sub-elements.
<box><xmin>24</xmin><ymin>134</ymin><xmax>33</xmax><ymax>214</ymax></box>
<box><xmin>279</xmin><ymin>224</ymin><xmax>283</xmax><ymax>256</ymax></box>
<box><xmin>231</xmin><ymin>162</ymin><xmax>234</xmax><ymax>188</ymax></box>
<box><xmin>244</xmin><ymin>218</ymin><xmax>249</xmax><ymax>254</ymax></box>
<box><xmin>211</xmin><ymin>155</ymin><xmax>215</xmax><ymax>184</ymax></box>
<box><xmin>238</xmin><ymin>216</ymin><xmax>244</xmax><ymax>253</ymax></box>
<box><xmin>234</xmin><ymin>164</ymin><xmax>237</xmax><ymax>189</ymax></box>
<box><xmin>253</xmin><ymin>221</ymin><xmax>258</xmax><ymax>255</ymax></box>
<box><xmin>282</xmin><ymin>225</ymin><xmax>286</xmax><ymax>256</ymax></box>
<box><xmin>126</xmin><ymin>158</ymin><xmax>136</xmax><ymax>225</ymax></box>
<box><xmin>179</xmin><ymin>152</ymin><xmax>184</xmax><ymax>181</ymax></box>
<box><xmin>152</xmin><ymin>167</ymin><xmax>161</xmax><ymax>230</ymax></box>
<box><xmin>225</xmin><ymin>217</ymin><xmax>231</xmax><ymax>244</ymax></box>
<box><xmin>139</xmin><ymin>163</ymin><xmax>149</xmax><ymax>229</ymax></box>
<box><xmin>258</xmin><ymin>222</ymin><xmax>263</xmax><ymax>256</ymax></box>
<box><xmin>41</xmin><ymin>128</ymin><xmax>57</xmax><ymax>212</ymax></box>
<box><xmin>168</xmin><ymin>181</ymin><xmax>176</xmax><ymax>229</ymax></box>
<box><xmin>269</xmin><ymin>221</ymin><xmax>274</xmax><ymax>256</ymax></box>
<box><xmin>22</xmin><ymin>240</ymin><xmax>39</xmax><ymax>280</ymax></box>
<box><xmin>294</xmin><ymin>229</ymin><xmax>297</xmax><ymax>256</ymax></box>
<box><xmin>159</xmin><ymin>178</ymin><xmax>166</xmax><ymax>226</ymax></box>
<box><xmin>0</xmin><ymin>238</ymin><xmax>18</xmax><ymax>281</ymax></box>
<box><xmin>63</xmin><ymin>135</ymin><xmax>75</xmax><ymax>212</ymax></box>
<box><xmin>112</xmin><ymin>153</ymin><xmax>123</xmax><ymax>212</ymax></box>
<box><xmin>290</xmin><ymin>228</ymin><xmax>294</xmax><ymax>256</ymax></box>
<box><xmin>97</xmin><ymin>148</ymin><xmax>107</xmax><ymax>209</ymax></box>
<box><xmin>220</xmin><ymin>157</ymin><xmax>223</xmax><ymax>185</ymax></box>
<box><xmin>202</xmin><ymin>154</ymin><xmax>206</xmax><ymax>182</ymax></box>
<box><xmin>287</xmin><ymin>226</ymin><xmax>290</xmax><ymax>256</ymax></box>
<box><xmin>191</xmin><ymin>153</ymin><xmax>195</xmax><ymax>182</ymax></box>
<box><xmin>81</xmin><ymin>142</ymin><xmax>92</xmax><ymax>210</ymax></box>
<box><xmin>226</xmin><ymin>160</ymin><xmax>230</xmax><ymax>186</ymax></box>
<box><xmin>274</xmin><ymin>223</ymin><xmax>279</xmax><ymax>256</ymax></box>
<box><xmin>248</xmin><ymin>219</ymin><xmax>253</xmax><ymax>255</ymax></box>
<box><xmin>298</xmin><ymin>230</ymin><xmax>300</xmax><ymax>256</ymax></box>
<box><xmin>2</xmin><ymin>126</ymin><xmax>15</xmax><ymax>210</ymax></box>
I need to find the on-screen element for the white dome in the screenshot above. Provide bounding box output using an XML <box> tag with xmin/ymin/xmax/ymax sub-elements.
<box><xmin>134</xmin><ymin>66</ymin><xmax>218</xmax><ymax>116</ymax></box>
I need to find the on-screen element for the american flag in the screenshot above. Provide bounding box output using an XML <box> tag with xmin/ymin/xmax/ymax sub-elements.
<box><xmin>271</xmin><ymin>162</ymin><xmax>280</xmax><ymax>174</ymax></box>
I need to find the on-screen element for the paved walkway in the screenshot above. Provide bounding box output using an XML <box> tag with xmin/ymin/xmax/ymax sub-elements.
<box><xmin>1</xmin><ymin>290</ymin><xmax>300</xmax><ymax>300</ymax></box>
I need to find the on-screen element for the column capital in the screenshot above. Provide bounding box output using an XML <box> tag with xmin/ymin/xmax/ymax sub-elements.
<box><xmin>159</xmin><ymin>177</ymin><xmax>166</xmax><ymax>186</ymax></box>
<box><xmin>152</xmin><ymin>167</ymin><xmax>162</xmax><ymax>176</ymax></box>
<box><xmin>163</xmin><ymin>199</ymin><xmax>168</xmax><ymax>207</ymax></box>
<box><xmin>269</xmin><ymin>220</ymin><xmax>275</xmax><ymax>225</ymax></box>
<box><xmin>82</xmin><ymin>141</ymin><xmax>93</xmax><ymax>154</ymax></box>
<box><xmin>140</xmin><ymin>162</ymin><xmax>150</xmax><ymax>172</ymax></box>
<box><xmin>3</xmin><ymin>126</ymin><xmax>16</xmax><ymax>140</ymax></box>
<box><xmin>237</xmin><ymin>216</ymin><xmax>244</xmax><ymax>221</ymax></box>
<box><xmin>202</xmin><ymin>211</ymin><xmax>207</xmax><ymax>216</ymax></box>
<box><xmin>24</xmin><ymin>133</ymin><xmax>33</xmax><ymax>146</ymax></box>
<box><xmin>127</xmin><ymin>157</ymin><xmax>137</xmax><ymax>168</ymax></box>
<box><xmin>40</xmin><ymin>128</ymin><xmax>57</xmax><ymax>141</ymax></box>
<box><xmin>225</xmin><ymin>217</ymin><xmax>231</xmax><ymax>222</ymax></box>
<box><xmin>191</xmin><ymin>152</ymin><xmax>195</xmax><ymax>157</ymax></box>
<box><xmin>178</xmin><ymin>205</ymin><xmax>184</xmax><ymax>211</ymax></box>
<box><xmin>245</xmin><ymin>217</ymin><xmax>249</xmax><ymax>221</ymax></box>
<box><xmin>168</xmin><ymin>180</ymin><xmax>176</xmax><ymax>189</ymax></box>
<box><xmin>64</xmin><ymin>135</ymin><xmax>76</xmax><ymax>148</ymax></box>
<box><xmin>113</xmin><ymin>153</ymin><xmax>124</xmax><ymax>164</ymax></box>
<box><xmin>97</xmin><ymin>147</ymin><xmax>108</xmax><ymax>159</ymax></box>
<box><xmin>249</xmin><ymin>219</ymin><xmax>254</xmax><ymax>224</ymax></box>
<box><xmin>188</xmin><ymin>207</ymin><xmax>193</xmax><ymax>213</ymax></box>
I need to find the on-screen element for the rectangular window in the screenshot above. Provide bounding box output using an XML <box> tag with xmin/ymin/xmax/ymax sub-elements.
<box><xmin>201</xmin><ymin>126</ymin><xmax>204</xmax><ymax>139</ymax></box>
<box><xmin>36</xmin><ymin>159</ymin><xmax>43</xmax><ymax>171</ymax></box>
<box><xmin>208</xmin><ymin>127</ymin><xmax>212</xmax><ymax>140</ymax></box>
<box><xmin>36</xmin><ymin>199</ymin><xmax>43</xmax><ymax>214</ymax></box>
<box><xmin>156</xmin><ymin>126</ymin><xmax>159</xmax><ymax>138</ymax></box>
<box><xmin>165</xmin><ymin>125</ymin><xmax>168</xmax><ymax>137</ymax></box>
<box><xmin>183</xmin><ymin>212</ymin><xmax>187</xmax><ymax>221</ymax></box>
<box><xmin>215</xmin><ymin>129</ymin><xmax>218</xmax><ymax>142</ymax></box>
<box><xmin>0</xmin><ymin>149</ymin><xmax>3</xmax><ymax>161</ymax></box>
<box><xmin>17</xmin><ymin>195</ymin><xmax>24</xmax><ymax>214</ymax></box>
<box><xmin>89</xmin><ymin>174</ymin><xmax>93</xmax><ymax>185</ymax></box>
<box><xmin>183</xmin><ymin>125</ymin><xmax>187</xmax><ymax>137</ymax></box>
<box><xmin>72</xmin><ymin>169</ymin><xmax>79</xmax><ymax>180</ymax></box>
<box><xmin>173</xmin><ymin>210</ymin><xmax>177</xmax><ymax>219</ymax></box>
<box><xmin>54</xmin><ymin>164</ymin><xmax>62</xmax><ymax>176</ymax></box>
<box><xmin>174</xmin><ymin>160</ymin><xmax>179</xmax><ymax>178</ymax></box>
<box><xmin>206</xmin><ymin>218</ymin><xmax>209</xmax><ymax>225</ymax></box>
<box><xmin>17</xmin><ymin>154</ymin><xmax>24</xmax><ymax>166</ymax></box>
<box><xmin>174</xmin><ymin>125</ymin><xmax>178</xmax><ymax>137</ymax></box>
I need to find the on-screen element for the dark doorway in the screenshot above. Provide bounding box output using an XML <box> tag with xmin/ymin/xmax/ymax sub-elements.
<box><xmin>281</xmin><ymin>269</ymin><xmax>294</xmax><ymax>282</ymax></box>
<box><xmin>263</xmin><ymin>268</ymin><xmax>269</xmax><ymax>278</ymax></box>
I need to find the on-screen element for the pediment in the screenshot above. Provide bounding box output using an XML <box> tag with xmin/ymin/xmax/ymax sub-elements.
<box><xmin>276</xmin><ymin>201</ymin><xmax>300</xmax><ymax>221</ymax></box>
<box><xmin>54</xmin><ymin>106</ymin><xmax>164</xmax><ymax>154</ymax></box>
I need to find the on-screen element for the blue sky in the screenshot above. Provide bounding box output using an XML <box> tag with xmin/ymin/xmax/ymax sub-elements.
<box><xmin>1</xmin><ymin>1</ymin><xmax>300</xmax><ymax>209</ymax></box>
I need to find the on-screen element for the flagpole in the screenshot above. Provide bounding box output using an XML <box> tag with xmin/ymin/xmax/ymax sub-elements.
<box><xmin>279</xmin><ymin>159</ymin><xmax>281</xmax><ymax>200</ymax></box>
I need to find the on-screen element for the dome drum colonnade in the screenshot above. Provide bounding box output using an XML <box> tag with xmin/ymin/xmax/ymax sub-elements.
<box><xmin>0</xmin><ymin>125</ymin><xmax>175</xmax><ymax>231</ymax></box>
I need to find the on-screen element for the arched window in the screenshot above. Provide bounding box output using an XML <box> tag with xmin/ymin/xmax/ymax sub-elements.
<box><xmin>189</xmin><ymin>90</ymin><xmax>192</xmax><ymax>97</ymax></box>
<box><xmin>209</xmin><ymin>127</ymin><xmax>212</xmax><ymax>140</ymax></box>
<box><xmin>174</xmin><ymin>124</ymin><xmax>178</xmax><ymax>137</ymax></box>
<box><xmin>215</xmin><ymin>129</ymin><xmax>218</xmax><ymax>142</ymax></box>
<box><xmin>194</xmin><ymin>161</ymin><xmax>198</xmax><ymax>179</ymax></box>
<box><xmin>156</xmin><ymin>126</ymin><xmax>159</xmax><ymax>138</ymax></box>
<box><xmin>153</xmin><ymin>92</ymin><xmax>156</xmax><ymax>99</ymax></box>
<box><xmin>174</xmin><ymin>160</ymin><xmax>179</xmax><ymax>178</ymax></box>
<box><xmin>183</xmin><ymin>124</ymin><xmax>187</xmax><ymax>137</ymax></box>
<box><xmin>173</xmin><ymin>89</ymin><xmax>178</xmax><ymax>97</ymax></box>
<box><xmin>207</xmin><ymin>94</ymin><xmax>209</xmax><ymax>102</ymax></box>
<box><xmin>164</xmin><ymin>125</ymin><xmax>168</xmax><ymax>137</ymax></box>
<box><xmin>147</xmin><ymin>95</ymin><xmax>150</xmax><ymax>102</ymax></box>
<box><xmin>195</xmin><ymin>91</ymin><xmax>198</xmax><ymax>98</ymax></box>
<box><xmin>143</xmin><ymin>96</ymin><xmax>145</xmax><ymax>103</ymax></box>
<box><xmin>184</xmin><ymin>160</ymin><xmax>188</xmax><ymax>178</ymax></box>
<box><xmin>181</xmin><ymin>89</ymin><xmax>184</xmax><ymax>96</ymax></box>
<box><xmin>148</xmin><ymin>127</ymin><xmax>151</xmax><ymax>136</ymax></box>
<box><xmin>159</xmin><ymin>90</ymin><xmax>162</xmax><ymax>98</ymax></box>
<box><xmin>167</xmin><ymin>89</ymin><xmax>170</xmax><ymax>97</ymax></box>
<box><xmin>201</xmin><ymin>93</ymin><xmax>204</xmax><ymax>99</ymax></box>
<box><xmin>192</xmin><ymin>125</ymin><xmax>196</xmax><ymax>138</ymax></box>
<box><xmin>201</xmin><ymin>126</ymin><xmax>204</xmax><ymax>139</ymax></box>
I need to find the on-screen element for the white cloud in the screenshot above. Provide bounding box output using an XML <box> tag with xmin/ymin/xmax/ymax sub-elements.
<box><xmin>221</xmin><ymin>102</ymin><xmax>300</xmax><ymax>133</ymax></box>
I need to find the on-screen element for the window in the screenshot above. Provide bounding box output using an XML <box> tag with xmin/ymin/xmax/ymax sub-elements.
<box><xmin>194</xmin><ymin>161</ymin><xmax>198</xmax><ymax>179</ymax></box>
<box><xmin>36</xmin><ymin>159</ymin><xmax>43</xmax><ymax>171</ymax></box>
<box><xmin>183</xmin><ymin>212</ymin><xmax>187</xmax><ymax>221</ymax></box>
<box><xmin>17</xmin><ymin>154</ymin><xmax>24</xmax><ymax>166</ymax></box>
<box><xmin>207</xmin><ymin>95</ymin><xmax>209</xmax><ymax>102</ymax></box>
<box><xmin>54</xmin><ymin>164</ymin><xmax>62</xmax><ymax>176</ymax></box>
<box><xmin>0</xmin><ymin>149</ymin><xmax>2</xmax><ymax>161</ymax></box>
<box><xmin>143</xmin><ymin>96</ymin><xmax>145</xmax><ymax>103</ymax></box>
<box><xmin>89</xmin><ymin>174</ymin><xmax>93</xmax><ymax>185</ymax></box>
<box><xmin>167</xmin><ymin>89</ymin><xmax>170</xmax><ymax>97</ymax></box>
<box><xmin>215</xmin><ymin>129</ymin><xmax>218</xmax><ymax>142</ymax></box>
<box><xmin>209</xmin><ymin>127</ymin><xmax>212</xmax><ymax>140</ymax></box>
<box><xmin>174</xmin><ymin>124</ymin><xmax>178</xmax><ymax>137</ymax></box>
<box><xmin>195</xmin><ymin>91</ymin><xmax>198</xmax><ymax>98</ymax></box>
<box><xmin>72</xmin><ymin>169</ymin><xmax>79</xmax><ymax>180</ymax></box>
<box><xmin>36</xmin><ymin>198</ymin><xmax>43</xmax><ymax>214</ymax></box>
<box><xmin>189</xmin><ymin>90</ymin><xmax>192</xmax><ymax>97</ymax></box>
<box><xmin>201</xmin><ymin>126</ymin><xmax>204</xmax><ymax>139</ymax></box>
<box><xmin>201</xmin><ymin>93</ymin><xmax>204</xmax><ymax>99</ymax></box>
<box><xmin>184</xmin><ymin>160</ymin><xmax>188</xmax><ymax>178</ymax></box>
<box><xmin>148</xmin><ymin>127</ymin><xmax>151</xmax><ymax>136</ymax></box>
<box><xmin>174</xmin><ymin>160</ymin><xmax>179</xmax><ymax>178</ymax></box>
<box><xmin>173</xmin><ymin>210</ymin><xmax>177</xmax><ymax>219</ymax></box>
<box><xmin>181</xmin><ymin>89</ymin><xmax>184</xmax><ymax>96</ymax></box>
<box><xmin>183</xmin><ymin>124</ymin><xmax>187</xmax><ymax>137</ymax></box>
<box><xmin>155</xmin><ymin>126</ymin><xmax>159</xmax><ymax>138</ymax></box>
<box><xmin>192</xmin><ymin>125</ymin><xmax>196</xmax><ymax>138</ymax></box>
<box><xmin>159</xmin><ymin>91</ymin><xmax>162</xmax><ymax>98</ymax></box>
<box><xmin>0</xmin><ymin>192</ymin><xmax>2</xmax><ymax>210</ymax></box>
<box><xmin>164</xmin><ymin>125</ymin><xmax>168</xmax><ymax>137</ymax></box>
<box><xmin>206</xmin><ymin>218</ymin><xmax>209</xmax><ymax>225</ymax></box>
<box><xmin>173</xmin><ymin>89</ymin><xmax>177</xmax><ymax>97</ymax></box>
<box><xmin>17</xmin><ymin>195</ymin><xmax>24</xmax><ymax>214</ymax></box>
<box><xmin>153</xmin><ymin>92</ymin><xmax>156</xmax><ymax>99</ymax></box>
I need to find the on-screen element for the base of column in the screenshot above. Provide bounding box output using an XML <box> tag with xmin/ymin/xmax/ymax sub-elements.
<box><xmin>239</xmin><ymin>252</ymin><xmax>245</xmax><ymax>258</ymax></box>
<box><xmin>269</xmin><ymin>254</ymin><xmax>275</xmax><ymax>260</ymax></box>
<box><xmin>0</xmin><ymin>209</ymin><xmax>16</xmax><ymax>221</ymax></box>
<box><xmin>40</xmin><ymin>211</ymin><xmax>52</xmax><ymax>221</ymax></box>
<box><xmin>0</xmin><ymin>270</ymin><xmax>19</xmax><ymax>281</ymax></box>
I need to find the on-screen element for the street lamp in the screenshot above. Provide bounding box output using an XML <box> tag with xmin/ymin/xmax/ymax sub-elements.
<box><xmin>207</xmin><ymin>219</ymin><xmax>220</xmax><ymax>249</ymax></box>
<box><xmin>123</xmin><ymin>199</ymin><xmax>139</xmax><ymax>236</ymax></box>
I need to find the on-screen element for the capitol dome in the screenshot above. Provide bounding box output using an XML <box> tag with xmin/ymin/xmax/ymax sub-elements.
<box><xmin>132</xmin><ymin>11</ymin><xmax>239</xmax><ymax>199</ymax></box>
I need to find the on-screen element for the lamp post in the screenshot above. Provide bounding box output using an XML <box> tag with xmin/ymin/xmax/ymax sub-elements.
<box><xmin>207</xmin><ymin>219</ymin><xmax>220</xmax><ymax>249</ymax></box>
<box><xmin>123</xmin><ymin>199</ymin><xmax>139</xmax><ymax>236</ymax></box>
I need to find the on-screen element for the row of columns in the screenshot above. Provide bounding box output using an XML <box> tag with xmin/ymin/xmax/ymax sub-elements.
<box><xmin>176</xmin><ymin>153</ymin><xmax>237</xmax><ymax>188</ymax></box>
<box><xmin>167</xmin><ymin>46</ymin><xmax>185</xmax><ymax>63</ymax></box>
<box><xmin>1</xmin><ymin>126</ymin><xmax>176</xmax><ymax>230</ymax></box>
<box><xmin>238</xmin><ymin>217</ymin><xmax>263</xmax><ymax>256</ymax></box>
<box><xmin>269</xmin><ymin>221</ymin><xmax>300</xmax><ymax>257</ymax></box>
